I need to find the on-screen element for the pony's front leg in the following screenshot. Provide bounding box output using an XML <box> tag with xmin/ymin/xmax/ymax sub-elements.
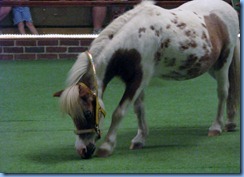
<box><xmin>130</xmin><ymin>91</ymin><xmax>148</xmax><ymax>150</ymax></box>
<box><xmin>96</xmin><ymin>102</ymin><xmax>129</xmax><ymax>157</ymax></box>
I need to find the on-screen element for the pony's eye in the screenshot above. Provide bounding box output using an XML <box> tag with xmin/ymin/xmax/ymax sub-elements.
<box><xmin>84</xmin><ymin>110</ymin><xmax>93</xmax><ymax>120</ymax></box>
<box><xmin>81</xmin><ymin>95</ymin><xmax>88</xmax><ymax>102</ymax></box>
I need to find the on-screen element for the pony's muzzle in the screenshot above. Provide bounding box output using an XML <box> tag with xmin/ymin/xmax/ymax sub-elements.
<box><xmin>77</xmin><ymin>143</ymin><xmax>96</xmax><ymax>159</ymax></box>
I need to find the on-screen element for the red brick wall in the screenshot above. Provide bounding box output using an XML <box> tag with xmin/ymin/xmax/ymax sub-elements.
<box><xmin>0</xmin><ymin>38</ymin><xmax>93</xmax><ymax>60</ymax></box>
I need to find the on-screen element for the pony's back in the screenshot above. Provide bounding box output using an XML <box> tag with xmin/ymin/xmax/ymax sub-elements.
<box><xmin>179</xmin><ymin>0</ymin><xmax>239</xmax><ymax>28</ymax></box>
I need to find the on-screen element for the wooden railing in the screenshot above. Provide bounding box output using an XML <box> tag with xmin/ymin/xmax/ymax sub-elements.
<box><xmin>0</xmin><ymin>0</ymin><xmax>189</xmax><ymax>8</ymax></box>
<box><xmin>0</xmin><ymin>0</ymin><xmax>191</xmax><ymax>34</ymax></box>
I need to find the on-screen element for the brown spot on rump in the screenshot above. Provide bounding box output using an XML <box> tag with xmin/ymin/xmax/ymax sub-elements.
<box><xmin>201</xmin><ymin>31</ymin><xmax>211</xmax><ymax>48</ymax></box>
<box><xmin>166</xmin><ymin>24</ymin><xmax>171</xmax><ymax>29</ymax></box>
<box><xmin>103</xmin><ymin>49</ymin><xmax>143</xmax><ymax>103</ymax></box>
<box><xmin>139</xmin><ymin>27</ymin><xmax>146</xmax><ymax>33</ymax></box>
<box><xmin>138</xmin><ymin>27</ymin><xmax>146</xmax><ymax>38</ymax></box>
<box><xmin>185</xmin><ymin>30</ymin><xmax>191</xmax><ymax>37</ymax></box>
<box><xmin>202</xmin><ymin>43</ymin><xmax>207</xmax><ymax>50</ymax></box>
<box><xmin>171</xmin><ymin>18</ymin><xmax>178</xmax><ymax>24</ymax></box>
<box><xmin>108</xmin><ymin>34</ymin><xmax>114</xmax><ymax>40</ymax></box>
<box><xmin>202</xmin><ymin>43</ymin><xmax>210</xmax><ymax>55</ymax></box>
<box><xmin>190</xmin><ymin>40</ymin><xmax>197</xmax><ymax>48</ymax></box>
<box><xmin>204</xmin><ymin>13</ymin><xmax>230</xmax><ymax>70</ymax></box>
<box><xmin>185</xmin><ymin>30</ymin><xmax>197</xmax><ymax>38</ymax></box>
<box><xmin>177</xmin><ymin>22</ymin><xmax>186</xmax><ymax>30</ymax></box>
<box><xmin>201</xmin><ymin>32</ymin><xmax>208</xmax><ymax>40</ymax></box>
<box><xmin>161</xmin><ymin>38</ymin><xmax>171</xmax><ymax>49</ymax></box>
<box><xmin>155</xmin><ymin>28</ymin><xmax>162</xmax><ymax>37</ymax></box>
<box><xmin>180</xmin><ymin>44</ymin><xmax>189</xmax><ymax>51</ymax></box>
<box><xmin>150</xmin><ymin>26</ymin><xmax>163</xmax><ymax>37</ymax></box>
<box><xmin>179</xmin><ymin>39</ymin><xmax>197</xmax><ymax>51</ymax></box>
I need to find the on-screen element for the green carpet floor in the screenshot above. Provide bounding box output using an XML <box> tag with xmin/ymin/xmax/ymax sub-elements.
<box><xmin>0</xmin><ymin>60</ymin><xmax>241</xmax><ymax>173</ymax></box>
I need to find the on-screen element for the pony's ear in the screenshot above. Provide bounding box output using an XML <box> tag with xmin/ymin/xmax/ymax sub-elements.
<box><xmin>78</xmin><ymin>84</ymin><xmax>93</xmax><ymax>98</ymax></box>
<box><xmin>53</xmin><ymin>90</ymin><xmax>63</xmax><ymax>97</ymax></box>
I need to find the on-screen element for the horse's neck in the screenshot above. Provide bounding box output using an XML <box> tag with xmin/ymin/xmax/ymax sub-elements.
<box><xmin>90</xmin><ymin>1</ymin><xmax>155</xmax><ymax>58</ymax></box>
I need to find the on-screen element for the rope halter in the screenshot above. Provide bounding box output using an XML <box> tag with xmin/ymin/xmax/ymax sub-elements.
<box><xmin>74</xmin><ymin>51</ymin><xmax>106</xmax><ymax>139</ymax></box>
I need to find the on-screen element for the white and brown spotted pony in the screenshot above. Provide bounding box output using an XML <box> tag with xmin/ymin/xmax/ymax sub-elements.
<box><xmin>54</xmin><ymin>0</ymin><xmax>240</xmax><ymax>159</ymax></box>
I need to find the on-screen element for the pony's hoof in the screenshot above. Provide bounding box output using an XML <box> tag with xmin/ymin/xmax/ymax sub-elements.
<box><xmin>130</xmin><ymin>142</ymin><xmax>144</xmax><ymax>150</ymax></box>
<box><xmin>208</xmin><ymin>130</ymin><xmax>221</xmax><ymax>136</ymax></box>
<box><xmin>95</xmin><ymin>148</ymin><xmax>111</xmax><ymax>158</ymax></box>
<box><xmin>225</xmin><ymin>123</ymin><xmax>236</xmax><ymax>132</ymax></box>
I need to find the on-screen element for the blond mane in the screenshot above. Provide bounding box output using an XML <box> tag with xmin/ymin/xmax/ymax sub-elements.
<box><xmin>66</xmin><ymin>52</ymin><xmax>90</xmax><ymax>86</ymax></box>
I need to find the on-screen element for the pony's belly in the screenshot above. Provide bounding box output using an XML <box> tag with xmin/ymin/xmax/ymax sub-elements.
<box><xmin>155</xmin><ymin>55</ymin><xmax>212</xmax><ymax>81</ymax></box>
<box><xmin>159</xmin><ymin>69</ymin><xmax>203</xmax><ymax>80</ymax></box>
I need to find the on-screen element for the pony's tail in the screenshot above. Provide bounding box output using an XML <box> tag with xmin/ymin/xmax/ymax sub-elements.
<box><xmin>60</xmin><ymin>85</ymin><xmax>82</xmax><ymax>119</ymax></box>
<box><xmin>226</xmin><ymin>37</ymin><xmax>240</xmax><ymax>126</ymax></box>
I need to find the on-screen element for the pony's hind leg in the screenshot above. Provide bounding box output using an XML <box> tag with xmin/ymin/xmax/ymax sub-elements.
<box><xmin>208</xmin><ymin>70</ymin><xmax>229</xmax><ymax>136</ymax></box>
<box><xmin>130</xmin><ymin>91</ymin><xmax>148</xmax><ymax>150</ymax></box>
<box><xmin>225</xmin><ymin>40</ymin><xmax>240</xmax><ymax>132</ymax></box>
<box><xmin>208</xmin><ymin>48</ymin><xmax>235</xmax><ymax>136</ymax></box>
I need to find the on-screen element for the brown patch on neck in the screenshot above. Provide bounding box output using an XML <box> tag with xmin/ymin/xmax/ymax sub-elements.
<box><xmin>103</xmin><ymin>49</ymin><xmax>143</xmax><ymax>102</ymax></box>
<box><xmin>204</xmin><ymin>13</ymin><xmax>230</xmax><ymax>70</ymax></box>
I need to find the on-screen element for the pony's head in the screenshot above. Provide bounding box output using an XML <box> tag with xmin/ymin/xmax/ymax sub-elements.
<box><xmin>54</xmin><ymin>52</ymin><xmax>106</xmax><ymax>159</ymax></box>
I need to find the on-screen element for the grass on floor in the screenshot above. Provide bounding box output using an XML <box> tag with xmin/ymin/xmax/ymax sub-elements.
<box><xmin>0</xmin><ymin>60</ymin><xmax>241</xmax><ymax>173</ymax></box>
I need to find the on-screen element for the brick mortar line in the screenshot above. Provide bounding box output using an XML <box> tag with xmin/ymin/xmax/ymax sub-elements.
<box><xmin>0</xmin><ymin>38</ymin><xmax>92</xmax><ymax>60</ymax></box>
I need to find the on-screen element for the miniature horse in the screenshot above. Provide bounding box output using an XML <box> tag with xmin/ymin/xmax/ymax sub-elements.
<box><xmin>54</xmin><ymin>0</ymin><xmax>240</xmax><ymax>159</ymax></box>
